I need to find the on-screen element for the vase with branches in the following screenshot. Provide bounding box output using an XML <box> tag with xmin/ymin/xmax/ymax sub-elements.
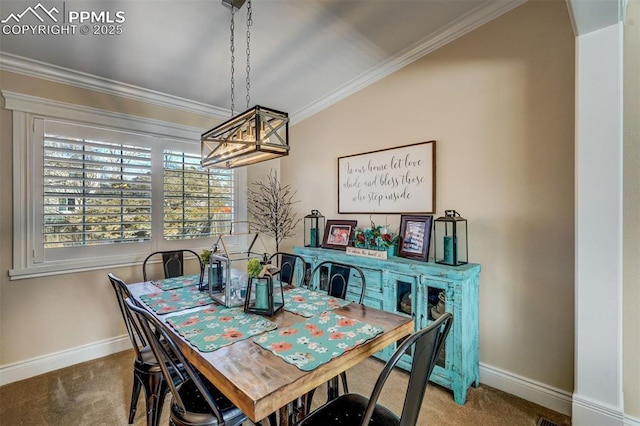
<box><xmin>247</xmin><ymin>170</ymin><xmax>301</xmax><ymax>252</ymax></box>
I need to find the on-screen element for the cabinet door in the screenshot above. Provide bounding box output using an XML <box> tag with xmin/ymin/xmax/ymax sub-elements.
<box><xmin>387</xmin><ymin>273</ymin><xmax>419</xmax><ymax>371</ymax></box>
<box><xmin>420</xmin><ymin>278</ymin><xmax>452</xmax><ymax>381</ymax></box>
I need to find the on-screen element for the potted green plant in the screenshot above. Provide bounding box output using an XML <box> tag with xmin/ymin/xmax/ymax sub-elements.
<box><xmin>247</xmin><ymin>258</ymin><xmax>262</xmax><ymax>278</ymax></box>
<box><xmin>200</xmin><ymin>249</ymin><xmax>211</xmax><ymax>264</ymax></box>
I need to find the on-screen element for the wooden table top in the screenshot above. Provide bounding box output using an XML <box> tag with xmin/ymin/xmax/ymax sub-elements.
<box><xmin>128</xmin><ymin>281</ymin><xmax>414</xmax><ymax>423</ymax></box>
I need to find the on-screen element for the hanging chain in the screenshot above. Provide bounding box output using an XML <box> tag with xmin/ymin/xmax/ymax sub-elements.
<box><xmin>229</xmin><ymin>4</ymin><xmax>236</xmax><ymax>115</ymax></box>
<box><xmin>245</xmin><ymin>0</ymin><xmax>252</xmax><ymax>109</ymax></box>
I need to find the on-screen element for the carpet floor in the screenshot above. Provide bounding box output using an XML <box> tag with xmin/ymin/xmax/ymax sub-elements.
<box><xmin>0</xmin><ymin>350</ymin><xmax>571</xmax><ymax>425</ymax></box>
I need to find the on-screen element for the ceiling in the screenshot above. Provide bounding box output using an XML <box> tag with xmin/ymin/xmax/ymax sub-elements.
<box><xmin>0</xmin><ymin>0</ymin><xmax>526</xmax><ymax>123</ymax></box>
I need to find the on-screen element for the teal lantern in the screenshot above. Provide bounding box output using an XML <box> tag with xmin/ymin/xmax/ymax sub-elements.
<box><xmin>304</xmin><ymin>210</ymin><xmax>325</xmax><ymax>248</ymax></box>
<box><xmin>243</xmin><ymin>255</ymin><xmax>284</xmax><ymax>316</ymax></box>
<box><xmin>434</xmin><ymin>210</ymin><xmax>468</xmax><ymax>266</ymax></box>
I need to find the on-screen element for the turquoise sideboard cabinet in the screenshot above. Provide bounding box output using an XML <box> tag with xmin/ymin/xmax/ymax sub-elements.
<box><xmin>293</xmin><ymin>246</ymin><xmax>481</xmax><ymax>404</ymax></box>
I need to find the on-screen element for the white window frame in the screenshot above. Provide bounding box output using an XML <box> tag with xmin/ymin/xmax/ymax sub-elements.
<box><xmin>3</xmin><ymin>91</ymin><xmax>246</xmax><ymax>279</ymax></box>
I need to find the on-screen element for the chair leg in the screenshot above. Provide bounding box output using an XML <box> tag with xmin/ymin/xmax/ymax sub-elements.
<box><xmin>267</xmin><ymin>412</ymin><xmax>277</xmax><ymax>426</ymax></box>
<box><xmin>129</xmin><ymin>373</ymin><xmax>143</xmax><ymax>424</ymax></box>
<box><xmin>140</xmin><ymin>370</ymin><xmax>166</xmax><ymax>426</ymax></box>
<box><xmin>340</xmin><ymin>371</ymin><xmax>349</xmax><ymax>394</ymax></box>
<box><xmin>304</xmin><ymin>387</ymin><xmax>316</xmax><ymax>414</ymax></box>
<box><xmin>327</xmin><ymin>376</ymin><xmax>340</xmax><ymax>401</ymax></box>
<box><xmin>151</xmin><ymin>378</ymin><xmax>170</xmax><ymax>426</ymax></box>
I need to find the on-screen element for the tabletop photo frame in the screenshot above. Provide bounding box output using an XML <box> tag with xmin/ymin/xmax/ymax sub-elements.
<box><xmin>321</xmin><ymin>220</ymin><xmax>358</xmax><ymax>250</ymax></box>
<box><xmin>397</xmin><ymin>215</ymin><xmax>433</xmax><ymax>261</ymax></box>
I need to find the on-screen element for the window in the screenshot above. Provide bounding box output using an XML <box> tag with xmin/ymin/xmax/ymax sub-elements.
<box><xmin>43</xmin><ymin>130</ymin><xmax>153</xmax><ymax>248</ymax></box>
<box><xmin>6</xmin><ymin>93</ymin><xmax>245</xmax><ymax>278</ymax></box>
<box><xmin>163</xmin><ymin>150</ymin><xmax>233</xmax><ymax>240</ymax></box>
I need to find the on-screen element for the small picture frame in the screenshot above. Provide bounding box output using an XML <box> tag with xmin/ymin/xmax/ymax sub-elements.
<box><xmin>321</xmin><ymin>220</ymin><xmax>358</xmax><ymax>250</ymax></box>
<box><xmin>398</xmin><ymin>215</ymin><xmax>433</xmax><ymax>262</ymax></box>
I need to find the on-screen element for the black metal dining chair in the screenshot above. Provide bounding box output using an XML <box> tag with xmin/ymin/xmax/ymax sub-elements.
<box><xmin>142</xmin><ymin>249</ymin><xmax>204</xmax><ymax>285</ymax></box>
<box><xmin>108</xmin><ymin>273</ymin><xmax>170</xmax><ymax>426</ymax></box>
<box><xmin>266</xmin><ymin>252</ymin><xmax>308</xmax><ymax>287</ymax></box>
<box><xmin>124</xmin><ymin>297</ymin><xmax>249</xmax><ymax>426</ymax></box>
<box><xmin>304</xmin><ymin>260</ymin><xmax>367</xmax><ymax>411</ymax></box>
<box><xmin>307</xmin><ymin>260</ymin><xmax>366</xmax><ymax>304</ymax></box>
<box><xmin>298</xmin><ymin>312</ymin><xmax>453</xmax><ymax>426</ymax></box>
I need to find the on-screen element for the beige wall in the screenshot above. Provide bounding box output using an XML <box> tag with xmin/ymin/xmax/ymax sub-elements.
<box><xmin>283</xmin><ymin>0</ymin><xmax>576</xmax><ymax>392</ymax></box>
<box><xmin>623</xmin><ymin>0</ymin><xmax>640</xmax><ymax>417</ymax></box>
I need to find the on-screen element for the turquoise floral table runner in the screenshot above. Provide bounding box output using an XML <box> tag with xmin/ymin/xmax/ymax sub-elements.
<box><xmin>253</xmin><ymin>311</ymin><xmax>384</xmax><ymax>371</ymax></box>
<box><xmin>140</xmin><ymin>286</ymin><xmax>213</xmax><ymax>314</ymax></box>
<box><xmin>282</xmin><ymin>287</ymin><xmax>351</xmax><ymax>318</ymax></box>
<box><xmin>151</xmin><ymin>274</ymin><xmax>202</xmax><ymax>291</ymax></box>
<box><xmin>167</xmin><ymin>307</ymin><xmax>278</xmax><ymax>352</ymax></box>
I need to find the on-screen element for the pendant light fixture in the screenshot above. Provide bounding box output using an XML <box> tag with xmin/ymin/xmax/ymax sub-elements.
<box><xmin>201</xmin><ymin>0</ymin><xmax>290</xmax><ymax>169</ymax></box>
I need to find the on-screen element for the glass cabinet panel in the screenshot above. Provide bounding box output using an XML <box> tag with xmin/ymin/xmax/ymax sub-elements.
<box><xmin>424</xmin><ymin>283</ymin><xmax>448</xmax><ymax>369</ymax></box>
<box><xmin>392</xmin><ymin>278</ymin><xmax>416</xmax><ymax>364</ymax></box>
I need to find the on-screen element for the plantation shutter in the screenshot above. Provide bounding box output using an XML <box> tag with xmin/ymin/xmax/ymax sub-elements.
<box><xmin>43</xmin><ymin>121</ymin><xmax>152</xmax><ymax>248</ymax></box>
<box><xmin>163</xmin><ymin>150</ymin><xmax>233</xmax><ymax>240</ymax></box>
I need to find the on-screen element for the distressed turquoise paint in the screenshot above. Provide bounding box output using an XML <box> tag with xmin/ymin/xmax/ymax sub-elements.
<box><xmin>293</xmin><ymin>246</ymin><xmax>481</xmax><ymax>405</ymax></box>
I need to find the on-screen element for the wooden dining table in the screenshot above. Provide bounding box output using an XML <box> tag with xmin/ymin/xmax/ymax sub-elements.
<box><xmin>128</xmin><ymin>280</ymin><xmax>414</xmax><ymax>426</ymax></box>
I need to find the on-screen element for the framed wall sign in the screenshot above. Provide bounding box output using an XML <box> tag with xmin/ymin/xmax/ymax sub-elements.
<box><xmin>398</xmin><ymin>214</ymin><xmax>433</xmax><ymax>262</ymax></box>
<box><xmin>337</xmin><ymin>141</ymin><xmax>436</xmax><ymax>214</ymax></box>
<box><xmin>321</xmin><ymin>220</ymin><xmax>358</xmax><ymax>250</ymax></box>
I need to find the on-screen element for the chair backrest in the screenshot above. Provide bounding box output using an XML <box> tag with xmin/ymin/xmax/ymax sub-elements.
<box><xmin>124</xmin><ymin>297</ymin><xmax>227</xmax><ymax>425</ymax></box>
<box><xmin>309</xmin><ymin>261</ymin><xmax>366</xmax><ymax>304</ymax></box>
<box><xmin>142</xmin><ymin>249</ymin><xmax>204</xmax><ymax>283</ymax></box>
<box><xmin>362</xmin><ymin>312</ymin><xmax>453</xmax><ymax>426</ymax></box>
<box><xmin>267</xmin><ymin>252</ymin><xmax>307</xmax><ymax>286</ymax></box>
<box><xmin>108</xmin><ymin>273</ymin><xmax>147</xmax><ymax>360</ymax></box>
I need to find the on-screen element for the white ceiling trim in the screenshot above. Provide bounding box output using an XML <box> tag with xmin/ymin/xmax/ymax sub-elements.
<box><xmin>566</xmin><ymin>0</ymin><xmax>626</xmax><ymax>36</ymax></box>
<box><xmin>0</xmin><ymin>0</ymin><xmax>526</xmax><ymax>125</ymax></box>
<box><xmin>292</xmin><ymin>0</ymin><xmax>527</xmax><ymax>124</ymax></box>
<box><xmin>0</xmin><ymin>52</ymin><xmax>229</xmax><ymax>119</ymax></box>
<box><xmin>2</xmin><ymin>90</ymin><xmax>204</xmax><ymax>141</ymax></box>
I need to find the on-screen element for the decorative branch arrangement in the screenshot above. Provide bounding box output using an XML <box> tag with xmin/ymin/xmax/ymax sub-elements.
<box><xmin>247</xmin><ymin>170</ymin><xmax>301</xmax><ymax>252</ymax></box>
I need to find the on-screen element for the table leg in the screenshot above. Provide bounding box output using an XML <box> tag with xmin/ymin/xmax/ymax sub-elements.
<box><xmin>278</xmin><ymin>405</ymin><xmax>289</xmax><ymax>426</ymax></box>
<box><xmin>277</xmin><ymin>396</ymin><xmax>308</xmax><ymax>426</ymax></box>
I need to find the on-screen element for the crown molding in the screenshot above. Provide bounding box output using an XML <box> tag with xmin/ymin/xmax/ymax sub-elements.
<box><xmin>291</xmin><ymin>0</ymin><xmax>527</xmax><ymax>125</ymax></box>
<box><xmin>0</xmin><ymin>51</ymin><xmax>230</xmax><ymax>119</ymax></box>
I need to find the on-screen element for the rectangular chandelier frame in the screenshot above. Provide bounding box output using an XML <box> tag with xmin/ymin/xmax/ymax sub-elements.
<box><xmin>201</xmin><ymin>105</ymin><xmax>290</xmax><ymax>169</ymax></box>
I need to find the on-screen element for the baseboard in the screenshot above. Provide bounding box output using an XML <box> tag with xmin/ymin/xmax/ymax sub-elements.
<box><xmin>626</xmin><ymin>414</ymin><xmax>640</xmax><ymax>426</ymax></box>
<box><xmin>571</xmin><ymin>393</ymin><xmax>626</xmax><ymax>425</ymax></box>
<box><xmin>479</xmin><ymin>362</ymin><xmax>573</xmax><ymax>416</ymax></box>
<box><xmin>0</xmin><ymin>335</ymin><xmax>131</xmax><ymax>387</ymax></box>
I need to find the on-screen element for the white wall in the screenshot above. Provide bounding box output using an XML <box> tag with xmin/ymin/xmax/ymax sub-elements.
<box><xmin>573</xmin><ymin>24</ymin><xmax>624</xmax><ymax>425</ymax></box>
<box><xmin>568</xmin><ymin>0</ymin><xmax>627</xmax><ymax>423</ymax></box>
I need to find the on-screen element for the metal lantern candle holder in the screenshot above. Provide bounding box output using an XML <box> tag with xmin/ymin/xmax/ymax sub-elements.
<box><xmin>207</xmin><ymin>257</ymin><xmax>224</xmax><ymax>292</ymax></box>
<box><xmin>304</xmin><ymin>209</ymin><xmax>325</xmax><ymax>248</ymax></box>
<box><xmin>244</xmin><ymin>259</ymin><xmax>285</xmax><ymax>316</ymax></box>
<box><xmin>434</xmin><ymin>210</ymin><xmax>468</xmax><ymax>266</ymax></box>
<box><xmin>208</xmin><ymin>228</ymin><xmax>268</xmax><ymax>308</ymax></box>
